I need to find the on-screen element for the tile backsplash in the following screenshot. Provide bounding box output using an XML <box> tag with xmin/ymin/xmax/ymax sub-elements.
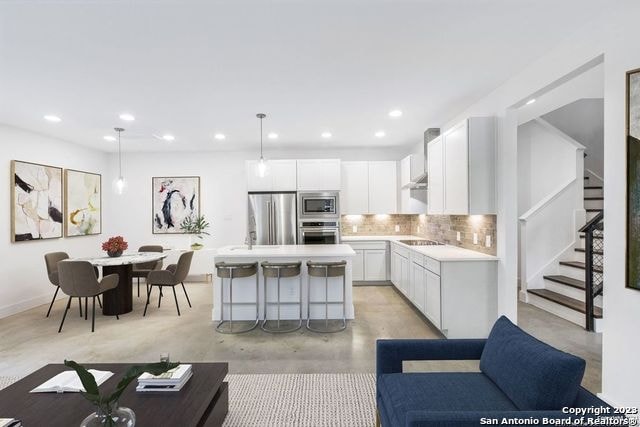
<box><xmin>341</xmin><ymin>214</ymin><xmax>497</xmax><ymax>256</ymax></box>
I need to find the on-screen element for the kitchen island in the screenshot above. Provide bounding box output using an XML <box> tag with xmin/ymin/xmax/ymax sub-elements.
<box><xmin>212</xmin><ymin>244</ymin><xmax>356</xmax><ymax>322</ymax></box>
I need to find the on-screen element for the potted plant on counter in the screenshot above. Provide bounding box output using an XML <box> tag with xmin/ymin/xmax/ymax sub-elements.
<box><xmin>180</xmin><ymin>215</ymin><xmax>210</xmax><ymax>250</ymax></box>
<box><xmin>102</xmin><ymin>236</ymin><xmax>129</xmax><ymax>257</ymax></box>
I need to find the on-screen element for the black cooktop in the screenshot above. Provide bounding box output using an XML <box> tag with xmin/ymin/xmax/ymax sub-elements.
<box><xmin>399</xmin><ymin>239</ymin><xmax>444</xmax><ymax>246</ymax></box>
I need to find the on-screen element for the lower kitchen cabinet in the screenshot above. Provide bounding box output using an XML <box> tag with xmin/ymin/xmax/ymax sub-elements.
<box><xmin>425</xmin><ymin>270</ymin><xmax>441</xmax><ymax>329</ymax></box>
<box><xmin>352</xmin><ymin>249</ymin><xmax>365</xmax><ymax>281</ymax></box>
<box><xmin>346</xmin><ymin>242</ymin><xmax>389</xmax><ymax>281</ymax></box>
<box><xmin>411</xmin><ymin>261</ymin><xmax>426</xmax><ymax>313</ymax></box>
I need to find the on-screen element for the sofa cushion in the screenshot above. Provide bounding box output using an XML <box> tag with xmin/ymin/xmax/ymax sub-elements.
<box><xmin>480</xmin><ymin>316</ymin><xmax>585</xmax><ymax>410</ymax></box>
<box><xmin>378</xmin><ymin>373</ymin><xmax>517</xmax><ymax>426</ymax></box>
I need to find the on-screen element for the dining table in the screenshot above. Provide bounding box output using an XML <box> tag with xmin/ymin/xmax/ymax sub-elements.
<box><xmin>77</xmin><ymin>252</ymin><xmax>168</xmax><ymax>316</ymax></box>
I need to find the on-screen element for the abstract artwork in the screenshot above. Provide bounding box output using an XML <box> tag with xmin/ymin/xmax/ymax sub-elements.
<box><xmin>152</xmin><ymin>176</ymin><xmax>200</xmax><ymax>234</ymax></box>
<box><xmin>65</xmin><ymin>169</ymin><xmax>101</xmax><ymax>236</ymax></box>
<box><xmin>626</xmin><ymin>68</ymin><xmax>640</xmax><ymax>290</ymax></box>
<box><xmin>11</xmin><ymin>160</ymin><xmax>63</xmax><ymax>242</ymax></box>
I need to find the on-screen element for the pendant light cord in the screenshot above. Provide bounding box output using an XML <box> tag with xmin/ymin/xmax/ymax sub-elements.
<box><xmin>118</xmin><ymin>130</ymin><xmax>122</xmax><ymax>177</ymax></box>
<box><xmin>260</xmin><ymin>116</ymin><xmax>264</xmax><ymax>158</ymax></box>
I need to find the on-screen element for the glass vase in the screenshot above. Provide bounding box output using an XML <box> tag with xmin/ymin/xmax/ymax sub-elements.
<box><xmin>80</xmin><ymin>403</ymin><xmax>135</xmax><ymax>427</ymax></box>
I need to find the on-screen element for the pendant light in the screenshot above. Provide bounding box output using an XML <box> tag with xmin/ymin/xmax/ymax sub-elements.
<box><xmin>112</xmin><ymin>127</ymin><xmax>128</xmax><ymax>195</ymax></box>
<box><xmin>256</xmin><ymin>113</ymin><xmax>268</xmax><ymax>178</ymax></box>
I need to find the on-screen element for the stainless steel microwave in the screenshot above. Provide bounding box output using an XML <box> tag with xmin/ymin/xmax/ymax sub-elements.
<box><xmin>298</xmin><ymin>191</ymin><xmax>340</xmax><ymax>219</ymax></box>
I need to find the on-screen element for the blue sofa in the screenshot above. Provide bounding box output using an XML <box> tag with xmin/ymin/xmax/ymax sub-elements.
<box><xmin>376</xmin><ymin>316</ymin><xmax>613</xmax><ymax>427</ymax></box>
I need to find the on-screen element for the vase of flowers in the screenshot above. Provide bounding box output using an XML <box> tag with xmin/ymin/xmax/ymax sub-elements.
<box><xmin>65</xmin><ymin>359</ymin><xmax>178</xmax><ymax>427</ymax></box>
<box><xmin>102</xmin><ymin>236</ymin><xmax>128</xmax><ymax>257</ymax></box>
<box><xmin>179</xmin><ymin>215</ymin><xmax>210</xmax><ymax>250</ymax></box>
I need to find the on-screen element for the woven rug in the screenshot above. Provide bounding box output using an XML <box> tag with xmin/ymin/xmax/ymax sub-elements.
<box><xmin>0</xmin><ymin>373</ymin><xmax>376</xmax><ymax>426</ymax></box>
<box><xmin>223</xmin><ymin>373</ymin><xmax>376</xmax><ymax>427</ymax></box>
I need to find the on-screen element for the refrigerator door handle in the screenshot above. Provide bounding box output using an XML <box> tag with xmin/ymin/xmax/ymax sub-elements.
<box><xmin>266</xmin><ymin>200</ymin><xmax>272</xmax><ymax>245</ymax></box>
<box><xmin>271</xmin><ymin>200</ymin><xmax>277</xmax><ymax>245</ymax></box>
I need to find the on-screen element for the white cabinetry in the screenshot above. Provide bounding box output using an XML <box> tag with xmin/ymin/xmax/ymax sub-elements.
<box><xmin>246</xmin><ymin>160</ymin><xmax>297</xmax><ymax>191</ymax></box>
<box><xmin>411</xmin><ymin>260</ymin><xmax>427</xmax><ymax>314</ymax></box>
<box><xmin>297</xmin><ymin>159</ymin><xmax>341</xmax><ymax>191</ymax></box>
<box><xmin>346</xmin><ymin>241</ymin><xmax>389</xmax><ymax>281</ymax></box>
<box><xmin>425</xmin><ymin>269</ymin><xmax>441</xmax><ymax>329</ymax></box>
<box><xmin>341</xmin><ymin>161</ymin><xmax>397</xmax><ymax>214</ymax></box>
<box><xmin>427</xmin><ymin>117</ymin><xmax>495</xmax><ymax>215</ymax></box>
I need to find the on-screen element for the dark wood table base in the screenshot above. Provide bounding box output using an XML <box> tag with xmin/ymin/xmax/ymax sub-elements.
<box><xmin>102</xmin><ymin>264</ymin><xmax>133</xmax><ymax>315</ymax></box>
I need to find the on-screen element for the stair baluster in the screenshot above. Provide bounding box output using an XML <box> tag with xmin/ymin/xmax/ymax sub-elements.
<box><xmin>578</xmin><ymin>211</ymin><xmax>604</xmax><ymax>332</ymax></box>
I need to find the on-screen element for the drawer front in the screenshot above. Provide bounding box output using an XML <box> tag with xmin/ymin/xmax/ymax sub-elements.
<box><xmin>393</xmin><ymin>245</ymin><xmax>410</xmax><ymax>259</ymax></box>
<box><xmin>347</xmin><ymin>241</ymin><xmax>387</xmax><ymax>251</ymax></box>
<box><xmin>410</xmin><ymin>251</ymin><xmax>425</xmax><ymax>268</ymax></box>
<box><xmin>425</xmin><ymin>257</ymin><xmax>440</xmax><ymax>275</ymax></box>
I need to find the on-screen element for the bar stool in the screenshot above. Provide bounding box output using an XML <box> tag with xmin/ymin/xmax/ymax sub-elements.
<box><xmin>215</xmin><ymin>261</ymin><xmax>259</xmax><ymax>334</ymax></box>
<box><xmin>261</xmin><ymin>261</ymin><xmax>303</xmax><ymax>333</ymax></box>
<box><xmin>306</xmin><ymin>260</ymin><xmax>347</xmax><ymax>333</ymax></box>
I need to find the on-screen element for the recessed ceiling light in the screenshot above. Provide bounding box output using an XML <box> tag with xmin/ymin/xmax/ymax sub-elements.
<box><xmin>388</xmin><ymin>109</ymin><xmax>403</xmax><ymax>118</ymax></box>
<box><xmin>44</xmin><ymin>115</ymin><xmax>61</xmax><ymax>123</ymax></box>
<box><xmin>267</xmin><ymin>132</ymin><xmax>278</xmax><ymax>140</ymax></box>
<box><xmin>214</xmin><ymin>133</ymin><xmax>226</xmax><ymax>140</ymax></box>
<box><xmin>103</xmin><ymin>135</ymin><xmax>116</xmax><ymax>142</ymax></box>
<box><xmin>321</xmin><ymin>132</ymin><xmax>332</xmax><ymax>139</ymax></box>
<box><xmin>375</xmin><ymin>130</ymin><xmax>386</xmax><ymax>138</ymax></box>
<box><xmin>162</xmin><ymin>134</ymin><xmax>175</xmax><ymax>141</ymax></box>
<box><xmin>119</xmin><ymin>113</ymin><xmax>135</xmax><ymax>121</ymax></box>
<box><xmin>526</xmin><ymin>98</ymin><xmax>536</xmax><ymax>105</ymax></box>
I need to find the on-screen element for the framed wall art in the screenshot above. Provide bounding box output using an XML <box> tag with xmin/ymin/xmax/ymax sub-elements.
<box><xmin>152</xmin><ymin>176</ymin><xmax>200</xmax><ymax>234</ymax></box>
<box><xmin>11</xmin><ymin>160</ymin><xmax>63</xmax><ymax>242</ymax></box>
<box><xmin>65</xmin><ymin>169</ymin><xmax>102</xmax><ymax>237</ymax></box>
<box><xmin>626</xmin><ymin>67</ymin><xmax>640</xmax><ymax>290</ymax></box>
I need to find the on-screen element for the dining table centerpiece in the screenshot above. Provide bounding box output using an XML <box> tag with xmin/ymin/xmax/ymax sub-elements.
<box><xmin>65</xmin><ymin>359</ymin><xmax>179</xmax><ymax>427</ymax></box>
<box><xmin>102</xmin><ymin>236</ymin><xmax>128</xmax><ymax>258</ymax></box>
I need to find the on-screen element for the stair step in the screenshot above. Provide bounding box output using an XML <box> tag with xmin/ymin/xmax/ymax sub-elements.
<box><xmin>559</xmin><ymin>261</ymin><xmax>603</xmax><ymax>273</ymax></box>
<box><xmin>544</xmin><ymin>275</ymin><xmax>586</xmax><ymax>290</ymax></box>
<box><xmin>584</xmin><ymin>176</ymin><xmax>589</xmax><ymax>180</ymax></box>
<box><xmin>579</xmin><ymin>234</ymin><xmax>603</xmax><ymax>240</ymax></box>
<box><xmin>584</xmin><ymin>186</ymin><xmax>603</xmax><ymax>190</ymax></box>
<box><xmin>527</xmin><ymin>289</ymin><xmax>602</xmax><ymax>318</ymax></box>
<box><xmin>586</xmin><ymin>208</ymin><xmax>603</xmax><ymax>212</ymax></box>
<box><xmin>575</xmin><ymin>247</ymin><xmax>604</xmax><ymax>255</ymax></box>
<box><xmin>584</xmin><ymin>196</ymin><xmax>604</xmax><ymax>200</ymax></box>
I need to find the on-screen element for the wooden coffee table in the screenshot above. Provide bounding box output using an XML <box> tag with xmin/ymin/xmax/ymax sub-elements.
<box><xmin>0</xmin><ymin>362</ymin><xmax>228</xmax><ymax>426</ymax></box>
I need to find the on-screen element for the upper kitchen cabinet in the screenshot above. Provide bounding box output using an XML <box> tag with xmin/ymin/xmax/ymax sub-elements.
<box><xmin>246</xmin><ymin>159</ymin><xmax>297</xmax><ymax>191</ymax></box>
<box><xmin>341</xmin><ymin>161</ymin><xmax>397</xmax><ymax>214</ymax></box>
<box><xmin>297</xmin><ymin>159</ymin><xmax>341</xmax><ymax>191</ymax></box>
<box><xmin>428</xmin><ymin>117</ymin><xmax>495</xmax><ymax>215</ymax></box>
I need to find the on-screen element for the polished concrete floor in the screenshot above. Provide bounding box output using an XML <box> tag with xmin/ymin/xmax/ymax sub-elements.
<box><xmin>0</xmin><ymin>283</ymin><xmax>601</xmax><ymax>392</ymax></box>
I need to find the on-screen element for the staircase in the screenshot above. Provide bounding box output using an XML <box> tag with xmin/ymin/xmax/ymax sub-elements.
<box><xmin>526</xmin><ymin>176</ymin><xmax>604</xmax><ymax>331</ymax></box>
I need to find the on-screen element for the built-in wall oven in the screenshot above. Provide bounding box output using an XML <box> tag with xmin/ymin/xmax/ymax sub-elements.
<box><xmin>298</xmin><ymin>192</ymin><xmax>339</xmax><ymax>220</ymax></box>
<box><xmin>299</xmin><ymin>221</ymin><xmax>340</xmax><ymax>245</ymax></box>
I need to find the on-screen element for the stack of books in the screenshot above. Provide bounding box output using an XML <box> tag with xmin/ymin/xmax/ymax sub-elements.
<box><xmin>136</xmin><ymin>364</ymin><xmax>192</xmax><ymax>392</ymax></box>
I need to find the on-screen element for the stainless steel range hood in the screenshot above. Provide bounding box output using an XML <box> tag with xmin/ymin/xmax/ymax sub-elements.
<box><xmin>402</xmin><ymin>128</ymin><xmax>440</xmax><ymax>189</ymax></box>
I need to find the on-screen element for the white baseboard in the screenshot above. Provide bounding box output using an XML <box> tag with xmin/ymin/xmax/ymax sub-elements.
<box><xmin>0</xmin><ymin>292</ymin><xmax>58</xmax><ymax>319</ymax></box>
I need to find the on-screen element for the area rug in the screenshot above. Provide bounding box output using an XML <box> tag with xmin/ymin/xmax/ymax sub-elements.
<box><xmin>0</xmin><ymin>376</ymin><xmax>19</xmax><ymax>390</ymax></box>
<box><xmin>223</xmin><ymin>373</ymin><xmax>376</xmax><ymax>427</ymax></box>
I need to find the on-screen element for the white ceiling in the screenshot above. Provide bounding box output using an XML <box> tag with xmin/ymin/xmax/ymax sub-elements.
<box><xmin>0</xmin><ymin>0</ymin><xmax>611</xmax><ymax>153</ymax></box>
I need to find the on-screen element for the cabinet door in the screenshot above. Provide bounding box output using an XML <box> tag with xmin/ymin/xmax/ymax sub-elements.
<box><xmin>412</xmin><ymin>262</ymin><xmax>427</xmax><ymax>314</ymax></box>
<box><xmin>341</xmin><ymin>162</ymin><xmax>369</xmax><ymax>214</ymax></box>
<box><xmin>246</xmin><ymin>160</ymin><xmax>272</xmax><ymax>191</ymax></box>
<box><xmin>352</xmin><ymin>249</ymin><xmax>365</xmax><ymax>281</ymax></box>
<box><xmin>443</xmin><ymin>121</ymin><xmax>469</xmax><ymax>214</ymax></box>
<box><xmin>427</xmin><ymin>137</ymin><xmax>444</xmax><ymax>214</ymax></box>
<box><xmin>297</xmin><ymin>159</ymin><xmax>341</xmax><ymax>191</ymax></box>
<box><xmin>399</xmin><ymin>256</ymin><xmax>410</xmax><ymax>296</ymax></box>
<box><xmin>400</xmin><ymin>155</ymin><xmax>411</xmax><ymax>187</ymax></box>
<box><xmin>364</xmin><ymin>249</ymin><xmax>387</xmax><ymax>281</ymax></box>
<box><xmin>426</xmin><ymin>270</ymin><xmax>442</xmax><ymax>329</ymax></box>
<box><xmin>271</xmin><ymin>160</ymin><xmax>297</xmax><ymax>191</ymax></box>
<box><xmin>368</xmin><ymin>161</ymin><xmax>397</xmax><ymax>214</ymax></box>
<box><xmin>390</xmin><ymin>250</ymin><xmax>398</xmax><ymax>285</ymax></box>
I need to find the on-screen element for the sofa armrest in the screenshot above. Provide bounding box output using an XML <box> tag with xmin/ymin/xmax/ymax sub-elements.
<box><xmin>405</xmin><ymin>410</ymin><xmax>583</xmax><ymax>427</ymax></box>
<box><xmin>376</xmin><ymin>339</ymin><xmax>486</xmax><ymax>377</ymax></box>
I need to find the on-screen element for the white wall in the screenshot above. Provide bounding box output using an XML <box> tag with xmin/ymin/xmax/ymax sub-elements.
<box><xmin>0</xmin><ymin>124</ymin><xmax>108</xmax><ymax>317</ymax></box>
<box><xmin>438</xmin><ymin>1</ymin><xmax>639</xmax><ymax>406</ymax></box>
<box><xmin>517</xmin><ymin>120</ymin><xmax>579</xmax><ymax>215</ymax></box>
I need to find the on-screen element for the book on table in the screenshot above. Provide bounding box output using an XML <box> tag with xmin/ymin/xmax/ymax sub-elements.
<box><xmin>136</xmin><ymin>364</ymin><xmax>192</xmax><ymax>392</ymax></box>
<box><xmin>0</xmin><ymin>418</ymin><xmax>22</xmax><ymax>427</ymax></box>
<box><xmin>29</xmin><ymin>370</ymin><xmax>113</xmax><ymax>393</ymax></box>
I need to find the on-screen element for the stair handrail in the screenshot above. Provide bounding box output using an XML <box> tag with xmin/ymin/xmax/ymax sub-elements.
<box><xmin>579</xmin><ymin>210</ymin><xmax>603</xmax><ymax>332</ymax></box>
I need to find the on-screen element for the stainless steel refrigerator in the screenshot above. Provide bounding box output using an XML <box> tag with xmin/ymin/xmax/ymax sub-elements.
<box><xmin>248</xmin><ymin>192</ymin><xmax>297</xmax><ymax>245</ymax></box>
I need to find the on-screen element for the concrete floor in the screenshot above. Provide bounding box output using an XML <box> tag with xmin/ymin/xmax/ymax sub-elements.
<box><xmin>0</xmin><ymin>283</ymin><xmax>601</xmax><ymax>392</ymax></box>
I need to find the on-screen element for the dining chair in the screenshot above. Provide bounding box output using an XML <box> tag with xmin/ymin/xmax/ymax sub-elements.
<box><xmin>57</xmin><ymin>261</ymin><xmax>119</xmax><ymax>333</ymax></box>
<box><xmin>44</xmin><ymin>252</ymin><xmax>102</xmax><ymax>318</ymax></box>
<box><xmin>144</xmin><ymin>251</ymin><xmax>194</xmax><ymax>317</ymax></box>
<box><xmin>131</xmin><ymin>245</ymin><xmax>164</xmax><ymax>297</ymax></box>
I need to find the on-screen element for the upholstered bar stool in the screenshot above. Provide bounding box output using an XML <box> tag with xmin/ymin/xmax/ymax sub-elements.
<box><xmin>260</xmin><ymin>261</ymin><xmax>302</xmax><ymax>333</ymax></box>
<box><xmin>306</xmin><ymin>260</ymin><xmax>347</xmax><ymax>333</ymax></box>
<box><xmin>215</xmin><ymin>262</ymin><xmax>259</xmax><ymax>334</ymax></box>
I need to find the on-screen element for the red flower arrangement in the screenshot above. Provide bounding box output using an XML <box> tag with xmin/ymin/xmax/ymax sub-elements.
<box><xmin>102</xmin><ymin>236</ymin><xmax>128</xmax><ymax>257</ymax></box>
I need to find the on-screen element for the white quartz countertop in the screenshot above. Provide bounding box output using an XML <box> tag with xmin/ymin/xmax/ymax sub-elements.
<box><xmin>215</xmin><ymin>244</ymin><xmax>356</xmax><ymax>258</ymax></box>
<box><xmin>342</xmin><ymin>235</ymin><xmax>498</xmax><ymax>262</ymax></box>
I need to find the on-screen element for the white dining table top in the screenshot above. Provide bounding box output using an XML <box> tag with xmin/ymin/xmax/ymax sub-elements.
<box><xmin>70</xmin><ymin>252</ymin><xmax>168</xmax><ymax>267</ymax></box>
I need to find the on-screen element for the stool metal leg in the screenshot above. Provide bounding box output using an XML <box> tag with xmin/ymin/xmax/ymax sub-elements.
<box><xmin>306</xmin><ymin>266</ymin><xmax>347</xmax><ymax>334</ymax></box>
<box><xmin>262</xmin><ymin>267</ymin><xmax>302</xmax><ymax>334</ymax></box>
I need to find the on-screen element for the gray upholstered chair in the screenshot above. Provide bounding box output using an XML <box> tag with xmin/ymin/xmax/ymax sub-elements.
<box><xmin>131</xmin><ymin>245</ymin><xmax>164</xmax><ymax>297</ymax></box>
<box><xmin>144</xmin><ymin>251</ymin><xmax>194</xmax><ymax>317</ymax></box>
<box><xmin>44</xmin><ymin>252</ymin><xmax>101</xmax><ymax>318</ymax></box>
<box><xmin>57</xmin><ymin>261</ymin><xmax>119</xmax><ymax>333</ymax></box>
